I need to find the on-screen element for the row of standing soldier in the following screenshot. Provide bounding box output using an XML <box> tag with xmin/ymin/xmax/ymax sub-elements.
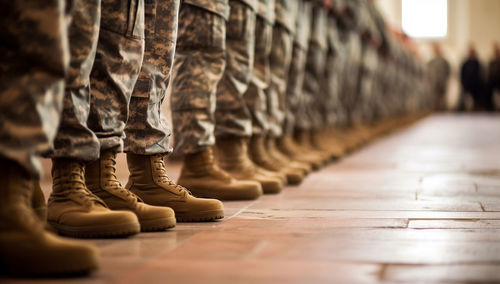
<box><xmin>0</xmin><ymin>0</ymin><xmax>432</xmax><ymax>276</ymax></box>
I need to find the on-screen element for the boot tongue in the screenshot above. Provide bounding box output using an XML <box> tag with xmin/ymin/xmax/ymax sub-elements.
<box><xmin>102</xmin><ymin>152</ymin><xmax>139</xmax><ymax>204</ymax></box>
<box><xmin>152</xmin><ymin>154</ymin><xmax>191</xmax><ymax>195</ymax></box>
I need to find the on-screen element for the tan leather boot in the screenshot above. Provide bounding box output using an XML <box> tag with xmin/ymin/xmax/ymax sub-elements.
<box><xmin>0</xmin><ymin>158</ymin><xmax>99</xmax><ymax>275</ymax></box>
<box><xmin>265</xmin><ymin>137</ymin><xmax>305</xmax><ymax>185</ymax></box>
<box><xmin>177</xmin><ymin>148</ymin><xmax>263</xmax><ymax>200</ymax></box>
<box><xmin>32</xmin><ymin>180</ymin><xmax>47</xmax><ymax>222</ymax></box>
<box><xmin>126</xmin><ymin>153</ymin><xmax>224</xmax><ymax>222</ymax></box>
<box><xmin>48</xmin><ymin>158</ymin><xmax>140</xmax><ymax>238</ymax></box>
<box><xmin>311</xmin><ymin>129</ymin><xmax>344</xmax><ymax>159</ymax></box>
<box><xmin>267</xmin><ymin>137</ymin><xmax>311</xmax><ymax>175</ymax></box>
<box><xmin>86</xmin><ymin>150</ymin><xmax>176</xmax><ymax>231</ymax></box>
<box><xmin>248</xmin><ymin>135</ymin><xmax>289</xmax><ymax>183</ymax></box>
<box><xmin>328</xmin><ymin>128</ymin><xmax>360</xmax><ymax>153</ymax></box>
<box><xmin>277</xmin><ymin>135</ymin><xmax>319</xmax><ymax>171</ymax></box>
<box><xmin>215</xmin><ymin>137</ymin><xmax>283</xmax><ymax>194</ymax></box>
<box><xmin>295</xmin><ymin>129</ymin><xmax>331</xmax><ymax>164</ymax></box>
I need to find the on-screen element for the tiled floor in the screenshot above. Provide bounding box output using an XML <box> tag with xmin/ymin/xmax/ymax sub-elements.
<box><xmin>3</xmin><ymin>113</ymin><xmax>500</xmax><ymax>283</ymax></box>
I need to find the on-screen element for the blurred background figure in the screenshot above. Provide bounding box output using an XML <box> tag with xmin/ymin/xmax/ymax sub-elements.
<box><xmin>460</xmin><ymin>44</ymin><xmax>492</xmax><ymax>111</ymax></box>
<box><xmin>487</xmin><ymin>42</ymin><xmax>500</xmax><ymax>110</ymax></box>
<box><xmin>427</xmin><ymin>43</ymin><xmax>451</xmax><ymax>111</ymax></box>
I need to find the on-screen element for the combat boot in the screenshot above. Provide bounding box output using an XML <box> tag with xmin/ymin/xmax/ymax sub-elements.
<box><xmin>126</xmin><ymin>153</ymin><xmax>224</xmax><ymax>222</ymax></box>
<box><xmin>329</xmin><ymin>127</ymin><xmax>361</xmax><ymax>152</ymax></box>
<box><xmin>177</xmin><ymin>148</ymin><xmax>263</xmax><ymax>200</ymax></box>
<box><xmin>48</xmin><ymin>159</ymin><xmax>140</xmax><ymax>238</ymax></box>
<box><xmin>311</xmin><ymin>129</ymin><xmax>345</xmax><ymax>159</ymax></box>
<box><xmin>265</xmin><ymin>137</ymin><xmax>305</xmax><ymax>185</ymax></box>
<box><xmin>215</xmin><ymin>137</ymin><xmax>283</xmax><ymax>194</ymax></box>
<box><xmin>32</xmin><ymin>179</ymin><xmax>47</xmax><ymax>222</ymax></box>
<box><xmin>277</xmin><ymin>134</ymin><xmax>320</xmax><ymax>171</ymax></box>
<box><xmin>86</xmin><ymin>150</ymin><xmax>176</xmax><ymax>231</ymax></box>
<box><xmin>247</xmin><ymin>135</ymin><xmax>288</xmax><ymax>183</ymax></box>
<box><xmin>0</xmin><ymin>158</ymin><xmax>99</xmax><ymax>275</ymax></box>
<box><xmin>295</xmin><ymin>129</ymin><xmax>331</xmax><ymax>164</ymax></box>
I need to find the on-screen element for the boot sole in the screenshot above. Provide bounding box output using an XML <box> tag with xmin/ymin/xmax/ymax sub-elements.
<box><xmin>140</xmin><ymin>216</ymin><xmax>176</xmax><ymax>232</ymax></box>
<box><xmin>285</xmin><ymin>174</ymin><xmax>303</xmax><ymax>186</ymax></box>
<box><xmin>187</xmin><ymin>188</ymin><xmax>262</xmax><ymax>201</ymax></box>
<box><xmin>48</xmin><ymin>221</ymin><xmax>140</xmax><ymax>238</ymax></box>
<box><xmin>175</xmin><ymin>209</ymin><xmax>224</xmax><ymax>222</ymax></box>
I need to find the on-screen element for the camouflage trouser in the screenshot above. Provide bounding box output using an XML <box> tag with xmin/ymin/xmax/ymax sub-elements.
<box><xmin>355</xmin><ymin>45</ymin><xmax>378</xmax><ymax>124</ymax></box>
<box><xmin>266</xmin><ymin>24</ymin><xmax>294</xmax><ymax>137</ymax></box>
<box><xmin>323</xmin><ymin>48</ymin><xmax>340</xmax><ymax>127</ymax></box>
<box><xmin>285</xmin><ymin>0</ymin><xmax>311</xmax><ymax>133</ymax></box>
<box><xmin>51</xmin><ymin>0</ymin><xmax>145</xmax><ymax>161</ymax></box>
<box><xmin>322</xmin><ymin>17</ymin><xmax>341</xmax><ymax>127</ymax></box>
<box><xmin>214</xmin><ymin>0</ymin><xmax>256</xmax><ymax>139</ymax></box>
<box><xmin>303</xmin><ymin>44</ymin><xmax>327</xmax><ymax>131</ymax></box>
<box><xmin>243</xmin><ymin>14</ymin><xmax>273</xmax><ymax>135</ymax></box>
<box><xmin>171</xmin><ymin>4</ymin><xmax>226</xmax><ymax>155</ymax></box>
<box><xmin>286</xmin><ymin>45</ymin><xmax>308</xmax><ymax>132</ymax></box>
<box><xmin>303</xmin><ymin>6</ymin><xmax>327</xmax><ymax>131</ymax></box>
<box><xmin>0</xmin><ymin>0</ymin><xmax>68</xmax><ymax>177</ymax></box>
<box><xmin>124</xmin><ymin>0</ymin><xmax>180</xmax><ymax>154</ymax></box>
<box><xmin>340</xmin><ymin>32</ymin><xmax>363</xmax><ymax>126</ymax></box>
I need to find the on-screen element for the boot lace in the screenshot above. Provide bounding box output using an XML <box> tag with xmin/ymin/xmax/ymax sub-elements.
<box><xmin>103</xmin><ymin>152</ymin><xmax>138</xmax><ymax>201</ymax></box>
<box><xmin>53</xmin><ymin>161</ymin><xmax>105</xmax><ymax>207</ymax></box>
<box><xmin>152</xmin><ymin>154</ymin><xmax>192</xmax><ymax>195</ymax></box>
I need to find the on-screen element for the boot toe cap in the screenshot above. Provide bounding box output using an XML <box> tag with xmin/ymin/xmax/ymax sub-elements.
<box><xmin>135</xmin><ymin>204</ymin><xmax>176</xmax><ymax>231</ymax></box>
<box><xmin>50</xmin><ymin>210</ymin><xmax>140</xmax><ymax>238</ymax></box>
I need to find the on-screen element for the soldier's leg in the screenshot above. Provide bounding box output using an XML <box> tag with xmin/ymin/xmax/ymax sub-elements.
<box><xmin>47</xmin><ymin>0</ymin><xmax>141</xmax><ymax>239</ymax></box>
<box><xmin>276</xmin><ymin>0</ymin><xmax>322</xmax><ymax>170</ymax></box>
<box><xmin>214</xmin><ymin>0</ymin><xmax>256</xmax><ymax>139</ymax></box>
<box><xmin>172</xmin><ymin>3</ymin><xmax>262</xmax><ymax>201</ymax></box>
<box><xmin>246</xmin><ymin>2</ymin><xmax>287</xmax><ymax>183</ymax></box>
<box><xmin>72</xmin><ymin>0</ymin><xmax>182</xmax><ymax>232</ymax></box>
<box><xmin>265</xmin><ymin>19</ymin><xmax>307</xmax><ymax>185</ymax></box>
<box><xmin>279</xmin><ymin>44</ymin><xmax>320</xmax><ymax>170</ymax></box>
<box><xmin>0</xmin><ymin>0</ymin><xmax>99</xmax><ymax>275</ymax></box>
<box><xmin>294</xmin><ymin>4</ymin><xmax>332</xmax><ymax>164</ymax></box>
<box><xmin>213</xmin><ymin>0</ymin><xmax>284</xmax><ymax>194</ymax></box>
<box><xmin>312</xmin><ymin>15</ymin><xmax>346</xmax><ymax>157</ymax></box>
<box><xmin>124</xmin><ymin>0</ymin><xmax>223</xmax><ymax>222</ymax></box>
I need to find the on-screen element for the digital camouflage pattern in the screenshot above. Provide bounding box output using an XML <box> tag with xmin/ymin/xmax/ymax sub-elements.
<box><xmin>266</xmin><ymin>24</ymin><xmax>295</xmax><ymax>137</ymax></box>
<box><xmin>50</xmin><ymin>0</ymin><xmax>101</xmax><ymax>161</ymax></box>
<box><xmin>0</xmin><ymin>0</ymin><xmax>68</xmax><ymax>177</ymax></box>
<box><xmin>124</xmin><ymin>0</ymin><xmax>180</xmax><ymax>155</ymax></box>
<box><xmin>238</xmin><ymin>0</ymin><xmax>259</xmax><ymax>11</ymax></box>
<box><xmin>243</xmin><ymin>0</ymin><xmax>275</xmax><ymax>135</ymax></box>
<box><xmin>257</xmin><ymin>0</ymin><xmax>276</xmax><ymax>25</ymax></box>
<box><xmin>285</xmin><ymin>0</ymin><xmax>312</xmax><ymax>133</ymax></box>
<box><xmin>302</xmin><ymin>4</ymin><xmax>328</xmax><ymax>131</ymax></box>
<box><xmin>171</xmin><ymin>3</ymin><xmax>227</xmax><ymax>155</ymax></box>
<box><xmin>214</xmin><ymin>0</ymin><xmax>257</xmax><ymax>139</ymax></box>
<box><xmin>88</xmin><ymin>0</ymin><xmax>145</xmax><ymax>153</ymax></box>
<box><xmin>274</xmin><ymin>0</ymin><xmax>298</xmax><ymax>34</ymax></box>
<box><xmin>324</xmin><ymin>16</ymin><xmax>344</xmax><ymax>127</ymax></box>
<box><xmin>266</xmin><ymin>0</ymin><xmax>298</xmax><ymax>137</ymax></box>
<box><xmin>183</xmin><ymin>0</ymin><xmax>230</xmax><ymax>20</ymax></box>
<box><xmin>51</xmin><ymin>0</ymin><xmax>145</xmax><ymax>161</ymax></box>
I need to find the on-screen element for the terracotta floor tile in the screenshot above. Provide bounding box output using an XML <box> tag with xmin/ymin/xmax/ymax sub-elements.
<box><xmin>383</xmin><ymin>264</ymin><xmax>500</xmax><ymax>283</ymax></box>
<box><xmin>4</xmin><ymin>114</ymin><xmax>500</xmax><ymax>283</ymax></box>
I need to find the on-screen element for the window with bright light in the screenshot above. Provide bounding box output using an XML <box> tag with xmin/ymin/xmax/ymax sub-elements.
<box><xmin>402</xmin><ymin>0</ymin><xmax>448</xmax><ymax>38</ymax></box>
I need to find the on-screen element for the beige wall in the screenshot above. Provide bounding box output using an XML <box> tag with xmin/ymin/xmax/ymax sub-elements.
<box><xmin>375</xmin><ymin>0</ymin><xmax>500</xmax><ymax>108</ymax></box>
<box><xmin>376</xmin><ymin>0</ymin><xmax>500</xmax><ymax>61</ymax></box>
